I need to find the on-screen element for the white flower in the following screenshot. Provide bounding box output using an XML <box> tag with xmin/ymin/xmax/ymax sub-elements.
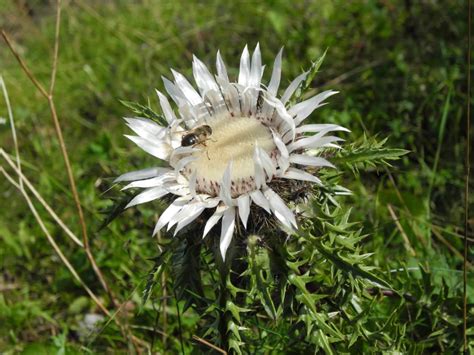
<box><xmin>117</xmin><ymin>44</ymin><xmax>348</xmax><ymax>260</ymax></box>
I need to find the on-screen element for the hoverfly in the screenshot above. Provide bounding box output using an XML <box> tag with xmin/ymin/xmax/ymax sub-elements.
<box><xmin>181</xmin><ymin>125</ymin><xmax>213</xmax><ymax>147</ymax></box>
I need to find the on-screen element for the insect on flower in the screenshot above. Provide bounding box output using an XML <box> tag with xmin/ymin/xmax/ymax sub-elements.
<box><xmin>181</xmin><ymin>124</ymin><xmax>213</xmax><ymax>147</ymax></box>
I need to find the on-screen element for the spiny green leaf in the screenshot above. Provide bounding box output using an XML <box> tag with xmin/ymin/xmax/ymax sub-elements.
<box><xmin>97</xmin><ymin>191</ymin><xmax>138</xmax><ymax>231</ymax></box>
<box><xmin>314</xmin><ymin>239</ymin><xmax>394</xmax><ymax>291</ymax></box>
<box><xmin>119</xmin><ymin>99</ymin><xmax>168</xmax><ymax>126</ymax></box>
<box><xmin>288</xmin><ymin>48</ymin><xmax>328</xmax><ymax>106</ymax></box>
<box><xmin>332</xmin><ymin>134</ymin><xmax>409</xmax><ymax>174</ymax></box>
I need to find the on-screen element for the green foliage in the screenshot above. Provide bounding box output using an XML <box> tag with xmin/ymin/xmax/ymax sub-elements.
<box><xmin>0</xmin><ymin>0</ymin><xmax>470</xmax><ymax>354</ymax></box>
<box><xmin>119</xmin><ymin>99</ymin><xmax>168</xmax><ymax>126</ymax></box>
<box><xmin>333</xmin><ymin>135</ymin><xmax>410</xmax><ymax>174</ymax></box>
<box><xmin>288</xmin><ymin>48</ymin><xmax>328</xmax><ymax>106</ymax></box>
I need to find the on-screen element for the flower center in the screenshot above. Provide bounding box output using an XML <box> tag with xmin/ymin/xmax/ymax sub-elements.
<box><xmin>188</xmin><ymin>115</ymin><xmax>276</xmax><ymax>196</ymax></box>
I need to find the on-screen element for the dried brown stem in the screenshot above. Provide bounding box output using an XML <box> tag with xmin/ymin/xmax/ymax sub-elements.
<box><xmin>464</xmin><ymin>0</ymin><xmax>471</xmax><ymax>351</ymax></box>
<box><xmin>2</xmin><ymin>12</ymin><xmax>114</xmax><ymax>306</ymax></box>
<box><xmin>0</xmin><ymin>167</ymin><xmax>110</xmax><ymax>315</ymax></box>
<box><xmin>192</xmin><ymin>335</ymin><xmax>228</xmax><ymax>354</ymax></box>
<box><xmin>49</xmin><ymin>0</ymin><xmax>62</xmax><ymax>95</ymax></box>
<box><xmin>387</xmin><ymin>204</ymin><xmax>416</xmax><ymax>257</ymax></box>
<box><xmin>0</xmin><ymin>149</ymin><xmax>82</xmax><ymax>247</ymax></box>
<box><xmin>431</xmin><ymin>228</ymin><xmax>472</xmax><ymax>270</ymax></box>
<box><xmin>1</xmin><ymin>2</ymin><xmax>143</xmax><ymax>350</ymax></box>
<box><xmin>1</xmin><ymin>30</ymin><xmax>49</xmax><ymax>99</ymax></box>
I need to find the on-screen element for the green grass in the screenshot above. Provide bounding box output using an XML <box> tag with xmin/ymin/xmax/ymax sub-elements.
<box><xmin>0</xmin><ymin>0</ymin><xmax>471</xmax><ymax>353</ymax></box>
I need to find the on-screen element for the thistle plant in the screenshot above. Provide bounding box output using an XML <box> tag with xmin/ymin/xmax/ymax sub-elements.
<box><xmin>114</xmin><ymin>45</ymin><xmax>408</xmax><ymax>353</ymax></box>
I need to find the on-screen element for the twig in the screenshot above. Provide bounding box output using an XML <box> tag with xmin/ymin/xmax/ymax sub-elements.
<box><xmin>0</xmin><ymin>31</ymin><xmax>49</xmax><ymax>99</ymax></box>
<box><xmin>2</xmin><ymin>4</ymin><xmax>142</xmax><ymax>349</ymax></box>
<box><xmin>0</xmin><ymin>87</ymin><xmax>142</xmax><ymax>350</ymax></box>
<box><xmin>49</xmin><ymin>0</ymin><xmax>62</xmax><ymax>95</ymax></box>
<box><xmin>431</xmin><ymin>228</ymin><xmax>472</xmax><ymax>270</ymax></box>
<box><xmin>387</xmin><ymin>204</ymin><xmax>416</xmax><ymax>257</ymax></box>
<box><xmin>386</xmin><ymin>170</ymin><xmax>427</xmax><ymax>247</ymax></box>
<box><xmin>0</xmin><ymin>152</ymin><xmax>82</xmax><ymax>247</ymax></box>
<box><xmin>2</xmin><ymin>12</ymin><xmax>114</xmax><ymax>305</ymax></box>
<box><xmin>0</xmin><ymin>167</ymin><xmax>110</xmax><ymax>315</ymax></box>
<box><xmin>464</xmin><ymin>0</ymin><xmax>471</xmax><ymax>351</ymax></box>
<box><xmin>192</xmin><ymin>335</ymin><xmax>228</xmax><ymax>355</ymax></box>
<box><xmin>0</xmin><ymin>76</ymin><xmax>22</xmax><ymax>189</ymax></box>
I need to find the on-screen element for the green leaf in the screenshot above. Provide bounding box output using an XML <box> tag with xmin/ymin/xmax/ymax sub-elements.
<box><xmin>97</xmin><ymin>191</ymin><xmax>138</xmax><ymax>231</ymax></box>
<box><xmin>288</xmin><ymin>48</ymin><xmax>328</xmax><ymax>106</ymax></box>
<box><xmin>119</xmin><ymin>99</ymin><xmax>168</xmax><ymax>126</ymax></box>
<box><xmin>314</xmin><ymin>239</ymin><xmax>394</xmax><ymax>291</ymax></box>
<box><xmin>332</xmin><ymin>135</ymin><xmax>409</xmax><ymax>174</ymax></box>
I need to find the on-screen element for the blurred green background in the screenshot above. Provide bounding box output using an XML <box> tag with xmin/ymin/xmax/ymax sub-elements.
<box><xmin>0</xmin><ymin>0</ymin><xmax>471</xmax><ymax>353</ymax></box>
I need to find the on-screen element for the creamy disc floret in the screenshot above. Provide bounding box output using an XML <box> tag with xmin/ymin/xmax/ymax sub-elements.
<box><xmin>186</xmin><ymin>115</ymin><xmax>276</xmax><ymax>197</ymax></box>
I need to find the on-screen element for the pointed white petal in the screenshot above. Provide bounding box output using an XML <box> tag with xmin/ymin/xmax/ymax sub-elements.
<box><xmin>282</xmin><ymin>167</ymin><xmax>322</xmax><ymax>185</ymax></box>
<box><xmin>322</xmin><ymin>143</ymin><xmax>342</xmax><ymax>149</ymax></box>
<box><xmin>268</xmin><ymin>47</ymin><xmax>283</xmax><ymax>96</ymax></box>
<box><xmin>296</xmin><ymin>124</ymin><xmax>350</xmax><ymax>134</ymax></box>
<box><xmin>253</xmin><ymin>146</ymin><xmax>266</xmax><ymax>189</ymax></box>
<box><xmin>156</xmin><ymin>89</ymin><xmax>177</xmax><ymax>124</ymax></box>
<box><xmin>280</xmin><ymin>71</ymin><xmax>308</xmax><ymax>105</ymax></box>
<box><xmin>205</xmin><ymin>89</ymin><xmax>226</xmax><ymax>115</ymax></box>
<box><xmin>249</xmin><ymin>190</ymin><xmax>271</xmax><ymax>213</ymax></box>
<box><xmin>237</xmin><ymin>194</ymin><xmax>250</xmax><ymax>229</ymax></box>
<box><xmin>241</xmin><ymin>86</ymin><xmax>253</xmax><ymax>116</ymax></box>
<box><xmin>249</xmin><ymin>43</ymin><xmax>262</xmax><ymax>88</ymax></box>
<box><xmin>188</xmin><ymin>169</ymin><xmax>197</xmax><ymax>197</ymax></box>
<box><xmin>115</xmin><ymin>167</ymin><xmax>168</xmax><ymax>183</ymax></box>
<box><xmin>124</xmin><ymin>118</ymin><xmax>165</xmax><ymax>141</ymax></box>
<box><xmin>263</xmin><ymin>187</ymin><xmax>297</xmax><ymax>229</ymax></box>
<box><xmin>219</xmin><ymin>161</ymin><xmax>234</xmax><ymax>206</ymax></box>
<box><xmin>203</xmin><ymin>205</ymin><xmax>227</xmax><ymax>238</ymax></box>
<box><xmin>238</xmin><ymin>45</ymin><xmax>250</xmax><ymax>87</ymax></box>
<box><xmin>171</xmin><ymin>69</ymin><xmax>202</xmax><ymax>105</ymax></box>
<box><xmin>289</xmin><ymin>90</ymin><xmax>339</xmax><ymax>125</ymax></box>
<box><xmin>171</xmin><ymin>145</ymin><xmax>201</xmax><ymax>157</ymax></box>
<box><xmin>272</xmin><ymin>130</ymin><xmax>290</xmax><ymax>172</ymax></box>
<box><xmin>221</xmin><ymin>83</ymin><xmax>241</xmax><ymax>116</ymax></box>
<box><xmin>257</xmin><ymin>147</ymin><xmax>276</xmax><ymax>181</ymax></box>
<box><xmin>162</xmin><ymin>76</ymin><xmax>185</xmax><ymax>106</ymax></box>
<box><xmin>216</xmin><ymin>50</ymin><xmax>229</xmax><ymax>84</ymax></box>
<box><xmin>122</xmin><ymin>173</ymin><xmax>175</xmax><ymax>190</ymax></box>
<box><xmin>173</xmin><ymin>202</ymin><xmax>207</xmax><ymax>235</ymax></box>
<box><xmin>193</xmin><ymin>55</ymin><xmax>219</xmax><ymax>95</ymax></box>
<box><xmin>167</xmin><ymin>202</ymin><xmax>193</xmax><ymax>231</ymax></box>
<box><xmin>174</xmin><ymin>155</ymin><xmax>198</xmax><ymax>172</ymax></box>
<box><xmin>264</xmin><ymin>96</ymin><xmax>296</xmax><ymax>141</ymax></box>
<box><xmin>165</xmin><ymin>183</ymin><xmax>190</xmax><ymax>197</ymax></box>
<box><xmin>288</xmin><ymin>135</ymin><xmax>344</xmax><ymax>152</ymax></box>
<box><xmin>125</xmin><ymin>187</ymin><xmax>169</xmax><ymax>208</ymax></box>
<box><xmin>153</xmin><ymin>196</ymin><xmax>192</xmax><ymax>235</ymax></box>
<box><xmin>125</xmin><ymin>135</ymin><xmax>171</xmax><ymax>160</ymax></box>
<box><xmin>289</xmin><ymin>154</ymin><xmax>335</xmax><ymax>168</ymax></box>
<box><xmin>220</xmin><ymin>207</ymin><xmax>236</xmax><ymax>261</ymax></box>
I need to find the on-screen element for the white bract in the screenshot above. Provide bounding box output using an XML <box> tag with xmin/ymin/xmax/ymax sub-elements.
<box><xmin>117</xmin><ymin>44</ymin><xmax>348</xmax><ymax>259</ymax></box>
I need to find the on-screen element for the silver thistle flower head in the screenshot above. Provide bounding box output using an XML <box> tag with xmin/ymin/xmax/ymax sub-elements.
<box><xmin>116</xmin><ymin>44</ymin><xmax>349</xmax><ymax>260</ymax></box>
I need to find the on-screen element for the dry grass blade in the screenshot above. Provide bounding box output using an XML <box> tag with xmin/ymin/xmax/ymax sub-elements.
<box><xmin>2</xmin><ymin>5</ymin><xmax>114</xmax><ymax>306</ymax></box>
<box><xmin>0</xmin><ymin>167</ymin><xmax>110</xmax><ymax>315</ymax></box>
<box><xmin>464</xmin><ymin>0</ymin><xmax>471</xmax><ymax>351</ymax></box>
<box><xmin>0</xmin><ymin>149</ymin><xmax>83</xmax><ymax>247</ymax></box>
<box><xmin>387</xmin><ymin>204</ymin><xmax>416</xmax><ymax>257</ymax></box>
<box><xmin>1</xmin><ymin>2</ymin><xmax>143</xmax><ymax>349</ymax></box>
<box><xmin>192</xmin><ymin>335</ymin><xmax>228</xmax><ymax>354</ymax></box>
